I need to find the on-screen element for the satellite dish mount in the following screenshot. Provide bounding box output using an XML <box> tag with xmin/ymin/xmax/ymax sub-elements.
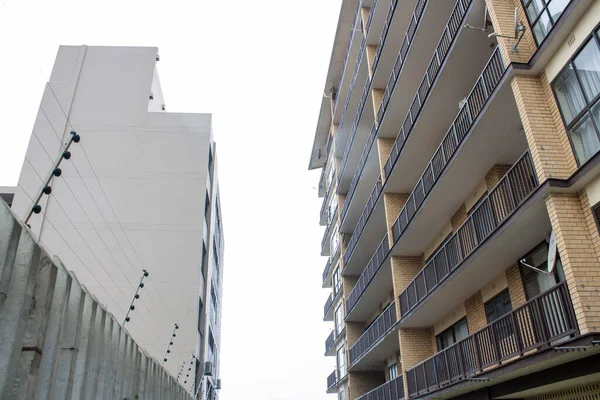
<box><xmin>487</xmin><ymin>8</ymin><xmax>527</xmax><ymax>52</ymax></box>
<box><xmin>519</xmin><ymin>232</ymin><xmax>557</xmax><ymax>276</ymax></box>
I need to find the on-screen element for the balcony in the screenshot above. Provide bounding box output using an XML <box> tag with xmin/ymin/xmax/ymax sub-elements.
<box><xmin>321</xmin><ymin>206</ymin><xmax>337</xmax><ymax>257</ymax></box>
<box><xmin>327</xmin><ymin>370</ymin><xmax>337</xmax><ymax>392</ymax></box>
<box><xmin>398</xmin><ymin>152</ymin><xmax>552</xmax><ymax>328</ymax></box>
<box><xmin>340</xmin><ymin>0</ymin><xmax>493</xmax><ymax>276</ymax></box>
<box><xmin>345</xmin><ymin>234</ymin><xmax>389</xmax><ymax>313</ymax></box>
<box><xmin>406</xmin><ymin>282</ymin><xmax>578</xmax><ymax>397</ymax></box>
<box><xmin>333</xmin><ymin>0</ymin><xmax>363</xmax><ymax>121</ymax></box>
<box><xmin>349</xmin><ymin>302</ymin><xmax>398</xmax><ymax>370</ymax></box>
<box><xmin>388</xmin><ymin>47</ymin><xmax>529</xmax><ymax>259</ymax></box>
<box><xmin>324</xmin><ymin>293</ymin><xmax>334</xmax><ymax>321</ymax></box>
<box><xmin>357</xmin><ymin>376</ymin><xmax>405</xmax><ymax>400</ymax></box>
<box><xmin>323</xmin><ymin>257</ymin><xmax>333</xmax><ymax>288</ymax></box>
<box><xmin>325</xmin><ymin>331</ymin><xmax>335</xmax><ymax>354</ymax></box>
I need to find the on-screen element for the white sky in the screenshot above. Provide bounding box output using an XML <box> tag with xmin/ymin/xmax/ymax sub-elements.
<box><xmin>0</xmin><ymin>0</ymin><xmax>340</xmax><ymax>399</ymax></box>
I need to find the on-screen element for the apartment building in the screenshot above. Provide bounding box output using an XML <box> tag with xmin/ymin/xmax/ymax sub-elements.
<box><xmin>10</xmin><ymin>46</ymin><xmax>223</xmax><ymax>399</ymax></box>
<box><xmin>311</xmin><ymin>0</ymin><xmax>600</xmax><ymax>399</ymax></box>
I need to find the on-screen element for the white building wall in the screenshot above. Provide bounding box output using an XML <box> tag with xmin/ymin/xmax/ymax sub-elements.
<box><xmin>11</xmin><ymin>45</ymin><xmax>222</xmax><ymax>395</ymax></box>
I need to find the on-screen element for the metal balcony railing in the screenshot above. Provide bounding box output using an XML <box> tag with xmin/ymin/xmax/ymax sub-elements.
<box><xmin>349</xmin><ymin>302</ymin><xmax>397</xmax><ymax>365</ymax></box>
<box><xmin>324</xmin><ymin>293</ymin><xmax>334</xmax><ymax>319</ymax></box>
<box><xmin>339</xmin><ymin>73</ymin><xmax>371</xmax><ymax>186</ymax></box>
<box><xmin>327</xmin><ymin>370</ymin><xmax>338</xmax><ymax>391</ymax></box>
<box><xmin>343</xmin><ymin>175</ymin><xmax>383</xmax><ymax>265</ymax></box>
<box><xmin>372</xmin><ymin>0</ymin><xmax>397</xmax><ymax>71</ymax></box>
<box><xmin>335</xmin><ymin>1</ymin><xmax>362</xmax><ymax>114</ymax></box>
<box><xmin>346</xmin><ymin>234</ymin><xmax>390</xmax><ymax>313</ymax></box>
<box><xmin>323</xmin><ymin>257</ymin><xmax>333</xmax><ymax>284</ymax></box>
<box><xmin>406</xmin><ymin>282</ymin><xmax>578</xmax><ymax>397</ymax></box>
<box><xmin>390</xmin><ymin>48</ymin><xmax>505</xmax><ymax>243</ymax></box>
<box><xmin>337</xmin><ymin>36</ymin><xmax>367</xmax><ymax>165</ymax></box>
<box><xmin>325</xmin><ymin>331</ymin><xmax>335</xmax><ymax>353</ymax></box>
<box><xmin>357</xmin><ymin>375</ymin><xmax>405</xmax><ymax>400</ymax></box>
<box><xmin>321</xmin><ymin>206</ymin><xmax>337</xmax><ymax>252</ymax></box>
<box><xmin>383</xmin><ymin>0</ymin><xmax>472</xmax><ymax>180</ymax></box>
<box><xmin>366</xmin><ymin>0</ymin><xmax>378</xmax><ymax>35</ymax></box>
<box><xmin>399</xmin><ymin>152</ymin><xmax>539</xmax><ymax>317</ymax></box>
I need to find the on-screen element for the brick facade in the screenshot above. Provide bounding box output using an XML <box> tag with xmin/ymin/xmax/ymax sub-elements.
<box><xmin>511</xmin><ymin>74</ymin><xmax>577</xmax><ymax>181</ymax></box>
<box><xmin>451</xmin><ymin>204</ymin><xmax>468</xmax><ymax>231</ymax></box>
<box><xmin>505</xmin><ymin>263</ymin><xmax>527</xmax><ymax>307</ymax></box>
<box><xmin>545</xmin><ymin>192</ymin><xmax>600</xmax><ymax>334</ymax></box>
<box><xmin>485</xmin><ymin>164</ymin><xmax>511</xmax><ymax>189</ymax></box>
<box><xmin>377</xmin><ymin>138</ymin><xmax>395</xmax><ymax>180</ymax></box>
<box><xmin>465</xmin><ymin>291</ymin><xmax>488</xmax><ymax>333</ymax></box>
<box><xmin>383</xmin><ymin>194</ymin><xmax>408</xmax><ymax>247</ymax></box>
<box><xmin>399</xmin><ymin>328</ymin><xmax>435</xmax><ymax>398</ymax></box>
<box><xmin>348</xmin><ymin>371</ymin><xmax>385</xmax><ymax>400</ymax></box>
<box><xmin>390</xmin><ymin>256</ymin><xmax>423</xmax><ymax>319</ymax></box>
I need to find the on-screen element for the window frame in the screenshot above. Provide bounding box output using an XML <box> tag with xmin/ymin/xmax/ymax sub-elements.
<box><xmin>520</xmin><ymin>0</ymin><xmax>571</xmax><ymax>46</ymax></box>
<box><xmin>592</xmin><ymin>201</ymin><xmax>600</xmax><ymax>233</ymax></box>
<box><xmin>517</xmin><ymin>239</ymin><xmax>564</xmax><ymax>300</ymax></box>
<box><xmin>388</xmin><ymin>363</ymin><xmax>398</xmax><ymax>380</ymax></box>
<box><xmin>484</xmin><ymin>288</ymin><xmax>513</xmax><ymax>323</ymax></box>
<box><xmin>436</xmin><ymin>317</ymin><xmax>468</xmax><ymax>351</ymax></box>
<box><xmin>551</xmin><ymin>25</ymin><xmax>600</xmax><ymax>167</ymax></box>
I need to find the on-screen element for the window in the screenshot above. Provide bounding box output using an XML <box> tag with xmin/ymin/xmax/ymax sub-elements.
<box><xmin>331</xmin><ymin>225</ymin><xmax>340</xmax><ymax>255</ymax></box>
<box><xmin>485</xmin><ymin>289</ymin><xmax>512</xmax><ymax>323</ymax></box>
<box><xmin>519</xmin><ymin>241</ymin><xmax>565</xmax><ymax>299</ymax></box>
<box><xmin>436</xmin><ymin>318</ymin><xmax>469</xmax><ymax>351</ymax></box>
<box><xmin>204</xmin><ymin>190</ymin><xmax>211</xmax><ymax>217</ymax></box>
<box><xmin>335</xmin><ymin>303</ymin><xmax>344</xmax><ymax>335</ymax></box>
<box><xmin>208</xmin><ymin>330</ymin><xmax>215</xmax><ymax>364</ymax></box>
<box><xmin>333</xmin><ymin>267</ymin><xmax>342</xmax><ymax>296</ymax></box>
<box><xmin>521</xmin><ymin>0</ymin><xmax>569</xmax><ymax>45</ymax></box>
<box><xmin>339</xmin><ymin>386</ymin><xmax>346</xmax><ymax>400</ymax></box>
<box><xmin>200</xmin><ymin>243</ymin><xmax>207</xmax><ymax>279</ymax></box>
<box><xmin>212</xmin><ymin>243</ymin><xmax>220</xmax><ymax>285</ymax></box>
<box><xmin>337</xmin><ymin>346</ymin><xmax>346</xmax><ymax>378</ymax></box>
<box><xmin>198</xmin><ymin>298</ymin><xmax>203</xmax><ymax>333</ymax></box>
<box><xmin>553</xmin><ymin>31</ymin><xmax>600</xmax><ymax>165</ymax></box>
<box><xmin>388</xmin><ymin>364</ymin><xmax>398</xmax><ymax>380</ymax></box>
<box><xmin>211</xmin><ymin>286</ymin><xmax>218</xmax><ymax>326</ymax></box>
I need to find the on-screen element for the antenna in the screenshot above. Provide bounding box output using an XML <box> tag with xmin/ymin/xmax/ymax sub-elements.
<box><xmin>487</xmin><ymin>8</ymin><xmax>526</xmax><ymax>52</ymax></box>
<box><xmin>463</xmin><ymin>6</ymin><xmax>490</xmax><ymax>32</ymax></box>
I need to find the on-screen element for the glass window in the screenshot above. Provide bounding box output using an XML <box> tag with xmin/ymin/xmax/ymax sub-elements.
<box><xmin>337</xmin><ymin>346</ymin><xmax>346</xmax><ymax>378</ymax></box>
<box><xmin>335</xmin><ymin>303</ymin><xmax>345</xmax><ymax>335</ymax></box>
<box><xmin>521</xmin><ymin>0</ymin><xmax>569</xmax><ymax>45</ymax></box>
<box><xmin>484</xmin><ymin>289</ymin><xmax>512</xmax><ymax>323</ymax></box>
<box><xmin>331</xmin><ymin>225</ymin><xmax>340</xmax><ymax>255</ymax></box>
<box><xmin>553</xmin><ymin>36</ymin><xmax>600</xmax><ymax>165</ymax></box>
<box><xmin>519</xmin><ymin>241</ymin><xmax>565</xmax><ymax>299</ymax></box>
<box><xmin>333</xmin><ymin>268</ymin><xmax>342</xmax><ymax>296</ymax></box>
<box><xmin>339</xmin><ymin>386</ymin><xmax>346</xmax><ymax>400</ymax></box>
<box><xmin>436</xmin><ymin>318</ymin><xmax>469</xmax><ymax>351</ymax></box>
<box><xmin>388</xmin><ymin>363</ymin><xmax>398</xmax><ymax>380</ymax></box>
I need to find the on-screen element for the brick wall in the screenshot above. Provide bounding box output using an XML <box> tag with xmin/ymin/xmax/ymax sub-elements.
<box><xmin>348</xmin><ymin>371</ymin><xmax>385</xmax><ymax>400</ymax></box>
<box><xmin>546</xmin><ymin>192</ymin><xmax>600</xmax><ymax>334</ymax></box>
<box><xmin>372</xmin><ymin>89</ymin><xmax>384</xmax><ymax>125</ymax></box>
<box><xmin>511</xmin><ymin>74</ymin><xmax>577</xmax><ymax>181</ymax></box>
<box><xmin>346</xmin><ymin>322</ymin><xmax>364</xmax><ymax>348</ymax></box>
<box><xmin>366</xmin><ymin>45</ymin><xmax>377</xmax><ymax>78</ymax></box>
<box><xmin>465</xmin><ymin>291</ymin><xmax>488</xmax><ymax>333</ymax></box>
<box><xmin>485</xmin><ymin>164</ymin><xmax>511</xmax><ymax>189</ymax></box>
<box><xmin>377</xmin><ymin>138</ymin><xmax>395</xmax><ymax>180</ymax></box>
<box><xmin>484</xmin><ymin>0</ymin><xmax>536</xmax><ymax>65</ymax></box>
<box><xmin>390</xmin><ymin>256</ymin><xmax>423</xmax><ymax>319</ymax></box>
<box><xmin>384</xmin><ymin>194</ymin><xmax>408</xmax><ymax>247</ymax></box>
<box><xmin>505</xmin><ymin>263</ymin><xmax>527</xmax><ymax>307</ymax></box>
<box><xmin>399</xmin><ymin>328</ymin><xmax>435</xmax><ymax>398</ymax></box>
<box><xmin>451</xmin><ymin>204</ymin><xmax>468</xmax><ymax>231</ymax></box>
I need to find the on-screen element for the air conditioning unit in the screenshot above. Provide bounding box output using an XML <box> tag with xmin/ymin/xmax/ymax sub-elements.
<box><xmin>216</xmin><ymin>379</ymin><xmax>222</xmax><ymax>390</ymax></box>
<box><xmin>204</xmin><ymin>361</ymin><xmax>213</xmax><ymax>376</ymax></box>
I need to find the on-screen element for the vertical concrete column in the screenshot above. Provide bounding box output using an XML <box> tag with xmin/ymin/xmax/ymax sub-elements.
<box><xmin>505</xmin><ymin>264</ymin><xmax>527</xmax><ymax>307</ymax></box>
<box><xmin>546</xmin><ymin>192</ymin><xmax>600</xmax><ymax>334</ymax></box>
<box><xmin>95</xmin><ymin>312</ymin><xmax>113</xmax><ymax>399</ymax></box>
<box><xmin>383</xmin><ymin>194</ymin><xmax>409</xmax><ymax>248</ymax></box>
<box><xmin>465</xmin><ymin>291</ymin><xmax>488</xmax><ymax>333</ymax></box>
<box><xmin>52</xmin><ymin>272</ymin><xmax>85</xmax><ymax>398</ymax></box>
<box><xmin>484</xmin><ymin>0</ymin><xmax>536</xmax><ymax>65</ymax></box>
<box><xmin>511</xmin><ymin>74</ymin><xmax>577</xmax><ymax>181</ymax></box>
<box><xmin>70</xmin><ymin>290</ymin><xmax>96</xmax><ymax>398</ymax></box>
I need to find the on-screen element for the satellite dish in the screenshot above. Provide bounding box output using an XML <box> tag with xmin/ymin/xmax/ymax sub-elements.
<box><xmin>519</xmin><ymin>232</ymin><xmax>556</xmax><ymax>275</ymax></box>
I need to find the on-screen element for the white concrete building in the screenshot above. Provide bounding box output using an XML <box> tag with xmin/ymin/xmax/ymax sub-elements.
<box><xmin>10</xmin><ymin>45</ymin><xmax>223</xmax><ymax>399</ymax></box>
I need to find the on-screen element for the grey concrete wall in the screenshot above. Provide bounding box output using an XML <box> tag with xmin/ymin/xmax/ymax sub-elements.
<box><xmin>0</xmin><ymin>199</ymin><xmax>191</xmax><ymax>400</ymax></box>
